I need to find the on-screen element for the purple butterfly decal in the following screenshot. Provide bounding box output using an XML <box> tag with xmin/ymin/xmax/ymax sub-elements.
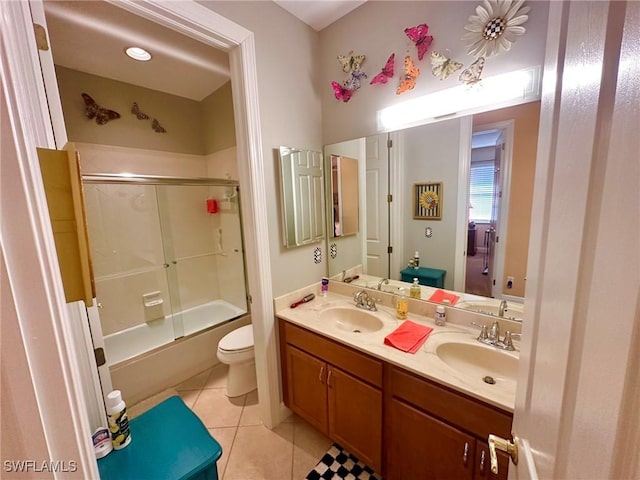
<box><xmin>344</xmin><ymin>69</ymin><xmax>367</xmax><ymax>91</ymax></box>
<box><xmin>370</xmin><ymin>53</ymin><xmax>395</xmax><ymax>85</ymax></box>
<box><xmin>404</xmin><ymin>24</ymin><xmax>433</xmax><ymax>61</ymax></box>
<box><xmin>331</xmin><ymin>81</ymin><xmax>353</xmax><ymax>103</ymax></box>
<box><xmin>81</xmin><ymin>93</ymin><xmax>120</xmax><ymax>125</ymax></box>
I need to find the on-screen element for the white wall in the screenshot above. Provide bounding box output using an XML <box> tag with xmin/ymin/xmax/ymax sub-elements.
<box><xmin>320</xmin><ymin>1</ymin><xmax>550</xmax><ymax>143</ymax></box>
<box><xmin>202</xmin><ymin>2</ymin><xmax>326</xmax><ymax>297</ymax></box>
<box><xmin>402</xmin><ymin>118</ymin><xmax>462</xmax><ymax>289</ymax></box>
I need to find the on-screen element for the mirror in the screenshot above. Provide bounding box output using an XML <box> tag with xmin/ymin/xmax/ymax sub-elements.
<box><xmin>278</xmin><ymin>146</ymin><xmax>325</xmax><ymax>248</ymax></box>
<box><xmin>325</xmin><ymin>101</ymin><xmax>541</xmax><ymax>321</ymax></box>
<box><xmin>330</xmin><ymin>155</ymin><xmax>359</xmax><ymax>237</ymax></box>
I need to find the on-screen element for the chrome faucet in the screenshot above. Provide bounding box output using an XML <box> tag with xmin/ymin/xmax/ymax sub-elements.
<box><xmin>471</xmin><ymin>320</ymin><xmax>520</xmax><ymax>351</ymax></box>
<box><xmin>354</xmin><ymin>290</ymin><xmax>377</xmax><ymax>311</ymax></box>
<box><xmin>498</xmin><ymin>300</ymin><xmax>507</xmax><ymax>317</ymax></box>
<box><xmin>377</xmin><ymin>278</ymin><xmax>389</xmax><ymax>291</ymax></box>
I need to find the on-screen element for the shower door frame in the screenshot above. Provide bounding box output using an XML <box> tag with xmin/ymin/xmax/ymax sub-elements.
<box><xmin>82</xmin><ymin>174</ymin><xmax>250</xmax><ymax>367</ymax></box>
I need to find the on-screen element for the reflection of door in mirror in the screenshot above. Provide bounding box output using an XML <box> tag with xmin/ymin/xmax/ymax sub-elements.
<box><xmin>465</xmin><ymin>127</ymin><xmax>508</xmax><ymax>298</ymax></box>
<box><xmin>331</xmin><ymin>155</ymin><xmax>359</xmax><ymax>237</ymax></box>
<box><xmin>278</xmin><ymin>147</ymin><xmax>325</xmax><ymax>248</ymax></box>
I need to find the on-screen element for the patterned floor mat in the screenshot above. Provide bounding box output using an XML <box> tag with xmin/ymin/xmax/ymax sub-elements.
<box><xmin>305</xmin><ymin>443</ymin><xmax>383</xmax><ymax>480</ymax></box>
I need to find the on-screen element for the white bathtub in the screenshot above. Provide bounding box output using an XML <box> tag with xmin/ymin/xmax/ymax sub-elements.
<box><xmin>104</xmin><ymin>300</ymin><xmax>247</xmax><ymax>366</ymax></box>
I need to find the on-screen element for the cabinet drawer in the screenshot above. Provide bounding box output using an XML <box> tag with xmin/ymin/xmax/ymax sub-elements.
<box><xmin>389</xmin><ymin>366</ymin><xmax>512</xmax><ymax>439</ymax></box>
<box><xmin>282</xmin><ymin>320</ymin><xmax>382</xmax><ymax>387</ymax></box>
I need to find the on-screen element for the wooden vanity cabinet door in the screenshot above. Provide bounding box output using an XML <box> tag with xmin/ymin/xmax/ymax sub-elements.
<box><xmin>387</xmin><ymin>398</ymin><xmax>475</xmax><ymax>480</ymax></box>
<box><xmin>286</xmin><ymin>345</ymin><xmax>328</xmax><ymax>435</ymax></box>
<box><xmin>474</xmin><ymin>443</ymin><xmax>509</xmax><ymax>480</ymax></box>
<box><xmin>328</xmin><ymin>366</ymin><xmax>382</xmax><ymax>472</ymax></box>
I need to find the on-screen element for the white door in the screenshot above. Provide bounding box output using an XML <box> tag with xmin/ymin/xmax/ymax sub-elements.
<box><xmin>365</xmin><ymin>134</ymin><xmax>390</xmax><ymax>277</ymax></box>
<box><xmin>30</xmin><ymin>0</ymin><xmax>113</xmax><ymax>416</ymax></box>
<box><xmin>499</xmin><ymin>2</ymin><xmax>640</xmax><ymax>478</ymax></box>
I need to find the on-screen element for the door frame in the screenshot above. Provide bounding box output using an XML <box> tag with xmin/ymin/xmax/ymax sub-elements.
<box><xmin>466</xmin><ymin>120</ymin><xmax>515</xmax><ymax>300</ymax></box>
<box><xmin>1</xmin><ymin>1</ymin><xmax>273</xmax><ymax>475</ymax></box>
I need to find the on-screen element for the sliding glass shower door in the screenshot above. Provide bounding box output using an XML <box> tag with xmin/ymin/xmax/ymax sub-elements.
<box><xmin>82</xmin><ymin>177</ymin><xmax>248</xmax><ymax>366</ymax></box>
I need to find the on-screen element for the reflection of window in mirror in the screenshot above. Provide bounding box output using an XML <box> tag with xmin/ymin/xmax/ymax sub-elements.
<box><xmin>331</xmin><ymin>155</ymin><xmax>359</xmax><ymax>237</ymax></box>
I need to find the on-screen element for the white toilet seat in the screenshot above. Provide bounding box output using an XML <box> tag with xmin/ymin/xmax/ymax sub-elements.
<box><xmin>218</xmin><ymin>324</ymin><xmax>253</xmax><ymax>352</ymax></box>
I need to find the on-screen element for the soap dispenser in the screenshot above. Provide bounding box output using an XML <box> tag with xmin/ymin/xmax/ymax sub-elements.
<box><xmin>395</xmin><ymin>288</ymin><xmax>408</xmax><ymax>320</ymax></box>
<box><xmin>410</xmin><ymin>278</ymin><xmax>421</xmax><ymax>299</ymax></box>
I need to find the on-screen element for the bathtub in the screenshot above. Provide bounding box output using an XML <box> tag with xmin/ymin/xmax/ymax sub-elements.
<box><xmin>104</xmin><ymin>300</ymin><xmax>247</xmax><ymax>366</ymax></box>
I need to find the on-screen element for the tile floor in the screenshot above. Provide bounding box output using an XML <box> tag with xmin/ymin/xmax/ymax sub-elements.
<box><xmin>152</xmin><ymin>363</ymin><xmax>333</xmax><ymax>480</ymax></box>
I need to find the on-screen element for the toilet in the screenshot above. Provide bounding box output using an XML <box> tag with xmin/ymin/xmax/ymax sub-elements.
<box><xmin>216</xmin><ymin>324</ymin><xmax>257</xmax><ymax>397</ymax></box>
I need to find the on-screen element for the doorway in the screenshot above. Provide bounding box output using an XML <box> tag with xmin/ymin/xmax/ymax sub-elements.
<box><xmin>465</xmin><ymin>125</ymin><xmax>511</xmax><ymax>298</ymax></box>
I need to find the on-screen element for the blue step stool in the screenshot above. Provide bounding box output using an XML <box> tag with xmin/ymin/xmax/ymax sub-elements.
<box><xmin>400</xmin><ymin>266</ymin><xmax>446</xmax><ymax>288</ymax></box>
<box><xmin>98</xmin><ymin>395</ymin><xmax>222</xmax><ymax>480</ymax></box>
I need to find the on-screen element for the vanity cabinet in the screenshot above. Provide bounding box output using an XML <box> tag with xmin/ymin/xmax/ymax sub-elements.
<box><xmin>385</xmin><ymin>366</ymin><xmax>512</xmax><ymax>480</ymax></box>
<box><xmin>279</xmin><ymin>320</ymin><xmax>383</xmax><ymax>472</ymax></box>
<box><xmin>278</xmin><ymin>318</ymin><xmax>512</xmax><ymax>479</ymax></box>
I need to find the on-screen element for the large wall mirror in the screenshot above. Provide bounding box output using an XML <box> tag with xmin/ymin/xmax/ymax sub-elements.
<box><xmin>324</xmin><ymin>101</ymin><xmax>541</xmax><ymax>321</ymax></box>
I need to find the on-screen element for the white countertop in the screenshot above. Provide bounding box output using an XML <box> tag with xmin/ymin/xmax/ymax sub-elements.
<box><xmin>276</xmin><ymin>290</ymin><xmax>518</xmax><ymax>413</ymax></box>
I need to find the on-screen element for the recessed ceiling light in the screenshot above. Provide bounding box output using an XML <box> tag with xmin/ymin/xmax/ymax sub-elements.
<box><xmin>125</xmin><ymin>47</ymin><xmax>152</xmax><ymax>62</ymax></box>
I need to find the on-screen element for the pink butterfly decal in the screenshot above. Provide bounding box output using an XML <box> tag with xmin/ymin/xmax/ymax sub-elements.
<box><xmin>404</xmin><ymin>24</ymin><xmax>433</xmax><ymax>61</ymax></box>
<box><xmin>370</xmin><ymin>53</ymin><xmax>395</xmax><ymax>85</ymax></box>
<box><xmin>331</xmin><ymin>81</ymin><xmax>353</xmax><ymax>103</ymax></box>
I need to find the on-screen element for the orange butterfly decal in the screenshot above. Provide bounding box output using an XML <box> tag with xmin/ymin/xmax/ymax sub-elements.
<box><xmin>396</xmin><ymin>56</ymin><xmax>420</xmax><ymax>95</ymax></box>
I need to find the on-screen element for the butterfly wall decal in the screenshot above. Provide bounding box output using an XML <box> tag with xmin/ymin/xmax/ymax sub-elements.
<box><xmin>430</xmin><ymin>51</ymin><xmax>464</xmax><ymax>80</ymax></box>
<box><xmin>131</xmin><ymin>102</ymin><xmax>150</xmax><ymax>120</ymax></box>
<box><xmin>344</xmin><ymin>69</ymin><xmax>368</xmax><ymax>91</ymax></box>
<box><xmin>370</xmin><ymin>53</ymin><xmax>395</xmax><ymax>85</ymax></box>
<box><xmin>81</xmin><ymin>93</ymin><xmax>120</xmax><ymax>125</ymax></box>
<box><xmin>396</xmin><ymin>56</ymin><xmax>420</xmax><ymax>95</ymax></box>
<box><xmin>459</xmin><ymin>57</ymin><xmax>485</xmax><ymax>85</ymax></box>
<box><xmin>404</xmin><ymin>24</ymin><xmax>433</xmax><ymax>61</ymax></box>
<box><xmin>331</xmin><ymin>81</ymin><xmax>353</xmax><ymax>103</ymax></box>
<box><xmin>337</xmin><ymin>51</ymin><xmax>365</xmax><ymax>73</ymax></box>
<box><xmin>152</xmin><ymin>118</ymin><xmax>166</xmax><ymax>133</ymax></box>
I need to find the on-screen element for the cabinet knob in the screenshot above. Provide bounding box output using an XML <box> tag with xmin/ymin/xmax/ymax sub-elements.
<box><xmin>319</xmin><ymin>366</ymin><xmax>324</xmax><ymax>383</ymax></box>
<box><xmin>480</xmin><ymin>450</ymin><xmax>486</xmax><ymax>474</ymax></box>
<box><xmin>462</xmin><ymin>442</ymin><xmax>469</xmax><ymax>465</ymax></box>
<box><xmin>488</xmin><ymin>434</ymin><xmax>519</xmax><ymax>474</ymax></box>
<box><xmin>327</xmin><ymin>369</ymin><xmax>332</xmax><ymax>387</ymax></box>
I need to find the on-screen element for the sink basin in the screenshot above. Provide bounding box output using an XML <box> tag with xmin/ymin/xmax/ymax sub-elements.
<box><xmin>435</xmin><ymin>340</ymin><xmax>518</xmax><ymax>386</ymax></box>
<box><xmin>320</xmin><ymin>307</ymin><xmax>384</xmax><ymax>333</ymax></box>
<box><xmin>456</xmin><ymin>300</ymin><xmax>524</xmax><ymax>320</ymax></box>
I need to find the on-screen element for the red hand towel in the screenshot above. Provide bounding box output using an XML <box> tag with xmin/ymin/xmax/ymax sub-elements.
<box><xmin>428</xmin><ymin>289</ymin><xmax>460</xmax><ymax>305</ymax></box>
<box><xmin>384</xmin><ymin>320</ymin><xmax>434</xmax><ymax>354</ymax></box>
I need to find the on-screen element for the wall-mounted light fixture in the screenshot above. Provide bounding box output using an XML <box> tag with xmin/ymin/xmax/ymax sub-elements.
<box><xmin>377</xmin><ymin>65</ymin><xmax>542</xmax><ymax>132</ymax></box>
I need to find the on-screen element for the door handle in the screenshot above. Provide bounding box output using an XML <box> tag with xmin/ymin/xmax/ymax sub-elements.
<box><xmin>319</xmin><ymin>366</ymin><xmax>324</xmax><ymax>383</ymax></box>
<box><xmin>488</xmin><ymin>434</ymin><xmax>518</xmax><ymax>474</ymax></box>
<box><xmin>326</xmin><ymin>368</ymin><xmax>332</xmax><ymax>387</ymax></box>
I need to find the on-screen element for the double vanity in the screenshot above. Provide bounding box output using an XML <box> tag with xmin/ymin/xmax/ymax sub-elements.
<box><xmin>275</xmin><ymin>283</ymin><xmax>521</xmax><ymax>479</ymax></box>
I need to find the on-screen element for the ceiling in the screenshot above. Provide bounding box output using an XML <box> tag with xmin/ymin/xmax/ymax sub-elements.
<box><xmin>43</xmin><ymin>1</ymin><xmax>230</xmax><ymax>101</ymax></box>
<box><xmin>43</xmin><ymin>1</ymin><xmax>364</xmax><ymax>101</ymax></box>
<box><xmin>273</xmin><ymin>1</ymin><xmax>366</xmax><ymax>31</ymax></box>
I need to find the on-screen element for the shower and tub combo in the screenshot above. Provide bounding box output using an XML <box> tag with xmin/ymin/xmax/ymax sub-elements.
<box><xmin>83</xmin><ymin>174</ymin><xmax>256</xmax><ymax>399</ymax></box>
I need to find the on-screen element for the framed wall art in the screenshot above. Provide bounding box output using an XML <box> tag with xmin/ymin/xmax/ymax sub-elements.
<box><xmin>413</xmin><ymin>182</ymin><xmax>442</xmax><ymax>220</ymax></box>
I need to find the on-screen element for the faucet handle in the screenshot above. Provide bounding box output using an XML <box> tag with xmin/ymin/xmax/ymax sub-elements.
<box><xmin>471</xmin><ymin>322</ymin><xmax>489</xmax><ymax>341</ymax></box>
<box><xmin>502</xmin><ymin>331</ymin><xmax>522</xmax><ymax>351</ymax></box>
